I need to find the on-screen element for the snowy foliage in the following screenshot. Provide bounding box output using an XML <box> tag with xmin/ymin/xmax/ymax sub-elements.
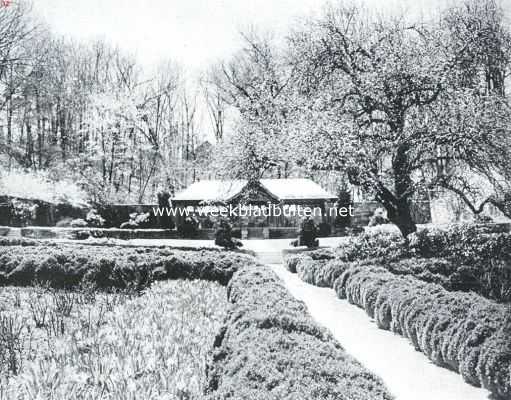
<box><xmin>0</xmin><ymin>170</ymin><xmax>88</xmax><ymax>206</ymax></box>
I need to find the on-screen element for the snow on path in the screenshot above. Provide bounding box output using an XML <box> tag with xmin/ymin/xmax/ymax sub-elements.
<box><xmin>129</xmin><ymin>237</ymin><xmax>345</xmax><ymax>250</ymax></box>
<box><xmin>271</xmin><ymin>264</ymin><xmax>493</xmax><ymax>400</ymax></box>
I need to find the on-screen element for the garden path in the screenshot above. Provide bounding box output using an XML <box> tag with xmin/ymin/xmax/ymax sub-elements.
<box><xmin>271</xmin><ymin>264</ymin><xmax>493</xmax><ymax>400</ymax></box>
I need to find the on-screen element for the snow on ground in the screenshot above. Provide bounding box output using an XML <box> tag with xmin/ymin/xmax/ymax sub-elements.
<box><xmin>130</xmin><ymin>237</ymin><xmax>344</xmax><ymax>250</ymax></box>
<box><xmin>129</xmin><ymin>237</ymin><xmax>345</xmax><ymax>263</ymax></box>
<box><xmin>271</xmin><ymin>264</ymin><xmax>493</xmax><ymax>400</ymax></box>
<box><xmin>130</xmin><ymin>238</ymin><xmax>218</xmax><ymax>248</ymax></box>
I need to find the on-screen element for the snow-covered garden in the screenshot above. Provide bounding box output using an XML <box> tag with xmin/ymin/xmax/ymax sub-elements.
<box><xmin>1</xmin><ymin>0</ymin><xmax>511</xmax><ymax>398</ymax></box>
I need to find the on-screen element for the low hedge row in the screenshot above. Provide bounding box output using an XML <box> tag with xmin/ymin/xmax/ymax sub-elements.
<box><xmin>284</xmin><ymin>248</ymin><xmax>335</xmax><ymax>274</ymax></box>
<box><xmin>293</xmin><ymin>257</ymin><xmax>359</xmax><ymax>288</ymax></box>
<box><xmin>0</xmin><ymin>237</ymin><xmax>45</xmax><ymax>246</ymax></box>
<box><xmin>336</xmin><ymin>265</ymin><xmax>511</xmax><ymax>398</ymax></box>
<box><xmin>288</xmin><ymin>255</ymin><xmax>485</xmax><ymax>294</ymax></box>
<box><xmin>285</xmin><ymin>254</ymin><xmax>511</xmax><ymax>398</ymax></box>
<box><xmin>205</xmin><ymin>265</ymin><xmax>394</xmax><ymax>399</ymax></box>
<box><xmin>0</xmin><ymin>244</ymin><xmax>257</xmax><ymax>289</ymax></box>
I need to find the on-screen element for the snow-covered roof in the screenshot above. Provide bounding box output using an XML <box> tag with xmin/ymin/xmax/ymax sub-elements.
<box><xmin>172</xmin><ymin>178</ymin><xmax>336</xmax><ymax>203</ymax></box>
<box><xmin>260</xmin><ymin>179</ymin><xmax>336</xmax><ymax>201</ymax></box>
<box><xmin>173</xmin><ymin>180</ymin><xmax>246</xmax><ymax>202</ymax></box>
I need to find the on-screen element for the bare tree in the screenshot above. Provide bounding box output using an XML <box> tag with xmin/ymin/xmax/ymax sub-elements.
<box><xmin>209</xmin><ymin>30</ymin><xmax>296</xmax><ymax>180</ymax></box>
<box><xmin>201</xmin><ymin>76</ymin><xmax>225</xmax><ymax>142</ymax></box>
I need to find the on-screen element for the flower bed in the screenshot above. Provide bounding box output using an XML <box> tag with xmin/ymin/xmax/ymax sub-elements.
<box><xmin>0</xmin><ymin>280</ymin><xmax>227</xmax><ymax>399</ymax></box>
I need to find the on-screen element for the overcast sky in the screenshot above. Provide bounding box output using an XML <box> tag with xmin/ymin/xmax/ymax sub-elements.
<box><xmin>34</xmin><ymin>0</ymin><xmax>462</xmax><ymax>73</ymax></box>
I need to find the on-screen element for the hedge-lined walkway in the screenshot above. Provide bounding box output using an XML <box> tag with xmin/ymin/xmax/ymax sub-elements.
<box><xmin>271</xmin><ymin>264</ymin><xmax>492</xmax><ymax>400</ymax></box>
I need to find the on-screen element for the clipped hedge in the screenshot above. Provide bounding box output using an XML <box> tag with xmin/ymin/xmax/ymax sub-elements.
<box><xmin>0</xmin><ymin>237</ymin><xmax>44</xmax><ymax>247</ymax></box>
<box><xmin>293</xmin><ymin>256</ymin><xmax>365</xmax><ymax>288</ymax></box>
<box><xmin>286</xmin><ymin>255</ymin><xmax>463</xmax><ymax>293</ymax></box>
<box><xmin>0</xmin><ymin>243</ymin><xmax>257</xmax><ymax>289</ymax></box>
<box><xmin>206</xmin><ymin>265</ymin><xmax>394</xmax><ymax>400</ymax></box>
<box><xmin>334</xmin><ymin>264</ymin><xmax>511</xmax><ymax>399</ymax></box>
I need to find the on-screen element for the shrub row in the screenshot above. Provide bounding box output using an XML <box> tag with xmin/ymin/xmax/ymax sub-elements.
<box><xmin>0</xmin><ymin>244</ymin><xmax>257</xmax><ymax>289</ymax></box>
<box><xmin>408</xmin><ymin>224</ymin><xmax>511</xmax><ymax>263</ymax></box>
<box><xmin>334</xmin><ymin>231</ymin><xmax>410</xmax><ymax>262</ymax></box>
<box><xmin>0</xmin><ymin>237</ymin><xmax>44</xmax><ymax>247</ymax></box>
<box><xmin>331</xmin><ymin>224</ymin><xmax>511</xmax><ymax>266</ymax></box>
<box><xmin>285</xmin><ymin>253</ymin><xmax>511</xmax><ymax>398</ymax></box>
<box><xmin>284</xmin><ymin>248</ymin><xmax>335</xmax><ymax>274</ymax></box>
<box><xmin>335</xmin><ymin>264</ymin><xmax>510</xmax><ymax>399</ymax></box>
<box><xmin>322</xmin><ymin>225</ymin><xmax>511</xmax><ymax>302</ymax></box>
<box><xmin>287</xmin><ymin>255</ymin><xmax>489</xmax><ymax>295</ymax></box>
<box><xmin>410</xmin><ymin>226</ymin><xmax>511</xmax><ymax>301</ymax></box>
<box><xmin>205</xmin><ymin>265</ymin><xmax>394</xmax><ymax>400</ymax></box>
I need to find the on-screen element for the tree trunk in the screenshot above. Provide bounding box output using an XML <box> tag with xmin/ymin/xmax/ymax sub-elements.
<box><xmin>59</xmin><ymin>108</ymin><xmax>67</xmax><ymax>160</ymax></box>
<box><xmin>36</xmin><ymin>90</ymin><xmax>42</xmax><ymax>169</ymax></box>
<box><xmin>391</xmin><ymin>198</ymin><xmax>416</xmax><ymax>237</ymax></box>
<box><xmin>374</xmin><ymin>141</ymin><xmax>417</xmax><ymax>237</ymax></box>
<box><xmin>374</xmin><ymin>186</ymin><xmax>416</xmax><ymax>237</ymax></box>
<box><xmin>392</xmin><ymin>142</ymin><xmax>417</xmax><ymax>236</ymax></box>
<box><xmin>26</xmin><ymin>120</ymin><xmax>33</xmax><ymax>168</ymax></box>
<box><xmin>6</xmin><ymin>92</ymin><xmax>12</xmax><ymax>170</ymax></box>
